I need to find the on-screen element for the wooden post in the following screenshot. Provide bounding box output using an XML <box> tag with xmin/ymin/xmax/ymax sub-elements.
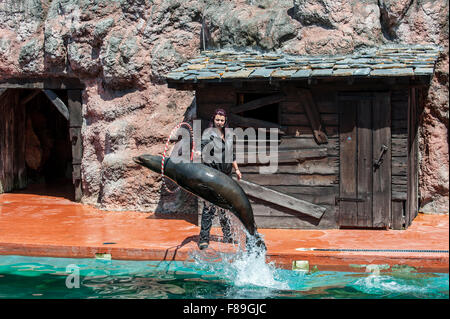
<box><xmin>14</xmin><ymin>90</ymin><xmax>27</xmax><ymax>189</ymax></box>
<box><xmin>230</xmin><ymin>93</ymin><xmax>285</xmax><ymax>114</ymax></box>
<box><xmin>0</xmin><ymin>88</ymin><xmax>7</xmax><ymax>99</ymax></box>
<box><xmin>21</xmin><ymin>89</ymin><xmax>41</xmax><ymax>105</ymax></box>
<box><xmin>67</xmin><ymin>90</ymin><xmax>83</xmax><ymax>202</ymax></box>
<box><xmin>406</xmin><ymin>88</ymin><xmax>419</xmax><ymax>227</ymax></box>
<box><xmin>43</xmin><ymin>89</ymin><xmax>70</xmax><ymax>120</ymax></box>
<box><xmin>298</xmin><ymin>89</ymin><xmax>328</xmax><ymax>144</ymax></box>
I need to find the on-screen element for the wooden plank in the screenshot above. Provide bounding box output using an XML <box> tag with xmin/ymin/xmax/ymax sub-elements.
<box><xmin>72</xmin><ymin>164</ymin><xmax>82</xmax><ymax>202</ymax></box>
<box><xmin>392</xmin><ymin>175</ymin><xmax>408</xmax><ymax>185</ymax></box>
<box><xmin>392</xmin><ymin>157</ymin><xmax>407</xmax><ymax>176</ymax></box>
<box><xmin>228</xmin><ymin>113</ymin><xmax>285</xmax><ymax>131</ymax></box>
<box><xmin>278</xmin><ymin>137</ymin><xmax>338</xmax><ymax>150</ymax></box>
<box><xmin>251</xmin><ymin>215</ymin><xmax>334</xmax><ymax>229</ymax></box>
<box><xmin>203</xmin><ymin>200</ymin><xmax>336</xmax><ymax>229</ymax></box>
<box><xmin>391</xmin><ymin>89</ymin><xmax>408</xmax><ymax>101</ymax></box>
<box><xmin>231</xmin><ymin>93</ymin><xmax>284</xmax><ymax>114</ymax></box>
<box><xmin>372</xmin><ymin>92</ymin><xmax>391</xmax><ymax>229</ymax></box>
<box><xmin>238</xmin><ymin>157</ymin><xmax>338</xmax><ymax>175</ymax></box>
<box><xmin>268</xmin><ymin>185</ymin><xmax>338</xmax><ymax>195</ymax></box>
<box><xmin>1</xmin><ymin>90</ymin><xmax>14</xmax><ymax>192</ymax></box>
<box><xmin>196</xmin><ymin>87</ymin><xmax>236</xmax><ymax>104</ymax></box>
<box><xmin>235</xmin><ymin>178</ymin><xmax>326</xmax><ymax>219</ymax></box>
<box><xmin>20</xmin><ymin>89</ymin><xmax>41</xmax><ymax>105</ymax></box>
<box><xmin>280</xmin><ymin>101</ymin><xmax>304</xmax><ymax>113</ymax></box>
<box><xmin>0</xmin><ymin>90</ymin><xmax>6</xmax><ymax>193</ymax></box>
<box><xmin>391</xmin><ymin>138</ymin><xmax>408</xmax><ymax>156</ymax></box>
<box><xmin>270</xmin><ymin>185</ymin><xmax>338</xmax><ymax>205</ymax></box>
<box><xmin>392</xmin><ymin>191</ymin><xmax>407</xmax><ymax>201</ymax></box>
<box><xmin>236</xmin><ymin>148</ymin><xmax>328</xmax><ymax>165</ymax></box>
<box><xmin>392</xmin><ymin>119</ymin><xmax>407</xmax><ymax>130</ymax></box>
<box><xmin>406</xmin><ymin>87</ymin><xmax>419</xmax><ymax>227</ymax></box>
<box><xmin>392</xmin><ymin>103</ymin><xmax>408</xmax><ymax>120</ymax></box>
<box><xmin>299</xmin><ymin>89</ymin><xmax>328</xmax><ymax>144</ymax></box>
<box><xmin>248</xmin><ymin>201</ymin><xmax>333</xmax><ymax>219</ymax></box>
<box><xmin>393</xmin><ymin>184</ymin><xmax>407</xmax><ymax>194</ymax></box>
<box><xmin>316</xmin><ymin>102</ymin><xmax>338</xmax><ymax>114</ymax></box>
<box><xmin>357</xmin><ymin>98</ymin><xmax>373</xmax><ymax>227</ymax></box>
<box><xmin>338</xmin><ymin>99</ymin><xmax>358</xmax><ymax>227</ymax></box>
<box><xmin>242</xmin><ymin>173</ymin><xmax>337</xmax><ymax>186</ymax></box>
<box><xmin>280</xmin><ymin>113</ymin><xmax>338</xmax><ymax>126</ymax></box>
<box><xmin>14</xmin><ymin>91</ymin><xmax>27</xmax><ymax>189</ymax></box>
<box><xmin>0</xmin><ymin>88</ymin><xmax>7</xmax><ymax>99</ymax></box>
<box><xmin>69</xmin><ymin>128</ymin><xmax>82</xmax><ymax>164</ymax></box>
<box><xmin>67</xmin><ymin>90</ymin><xmax>83</xmax><ymax>127</ymax></box>
<box><xmin>43</xmin><ymin>89</ymin><xmax>69</xmax><ymax>120</ymax></box>
<box><xmin>285</xmin><ymin>125</ymin><xmax>338</xmax><ymax>137</ymax></box>
<box><xmin>391</xmin><ymin>200</ymin><xmax>405</xmax><ymax>230</ymax></box>
<box><xmin>0</xmin><ymin>77</ymin><xmax>84</xmax><ymax>89</ymax></box>
<box><xmin>241</xmin><ymin>137</ymin><xmax>339</xmax><ymax>156</ymax></box>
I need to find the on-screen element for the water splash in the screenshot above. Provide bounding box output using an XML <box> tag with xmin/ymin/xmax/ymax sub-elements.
<box><xmin>187</xmin><ymin>212</ymin><xmax>290</xmax><ymax>294</ymax></box>
<box><xmin>351</xmin><ymin>266</ymin><xmax>450</xmax><ymax>298</ymax></box>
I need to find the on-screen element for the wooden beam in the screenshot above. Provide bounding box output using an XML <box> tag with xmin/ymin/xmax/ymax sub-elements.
<box><xmin>228</xmin><ymin>113</ymin><xmax>286</xmax><ymax>132</ymax></box>
<box><xmin>298</xmin><ymin>89</ymin><xmax>328</xmax><ymax>144</ymax></box>
<box><xmin>43</xmin><ymin>89</ymin><xmax>69</xmax><ymax>120</ymax></box>
<box><xmin>231</xmin><ymin>93</ymin><xmax>285</xmax><ymax>114</ymax></box>
<box><xmin>406</xmin><ymin>87</ymin><xmax>419</xmax><ymax>226</ymax></box>
<box><xmin>234</xmin><ymin>178</ymin><xmax>326</xmax><ymax>219</ymax></box>
<box><xmin>21</xmin><ymin>89</ymin><xmax>41</xmax><ymax>105</ymax></box>
<box><xmin>236</xmin><ymin>148</ymin><xmax>328</xmax><ymax>165</ymax></box>
<box><xmin>0</xmin><ymin>88</ymin><xmax>7</xmax><ymax>99</ymax></box>
<box><xmin>67</xmin><ymin>90</ymin><xmax>83</xmax><ymax>127</ymax></box>
<box><xmin>0</xmin><ymin>77</ymin><xmax>85</xmax><ymax>90</ymax></box>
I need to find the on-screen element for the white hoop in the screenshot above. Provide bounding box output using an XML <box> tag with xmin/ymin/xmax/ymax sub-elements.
<box><xmin>161</xmin><ymin>122</ymin><xmax>194</xmax><ymax>193</ymax></box>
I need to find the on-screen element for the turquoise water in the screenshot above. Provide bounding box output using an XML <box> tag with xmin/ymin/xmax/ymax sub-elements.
<box><xmin>0</xmin><ymin>254</ymin><xmax>448</xmax><ymax>299</ymax></box>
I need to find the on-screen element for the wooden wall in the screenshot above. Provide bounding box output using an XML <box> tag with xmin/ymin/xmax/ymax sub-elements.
<box><xmin>391</xmin><ymin>89</ymin><xmax>408</xmax><ymax>229</ymax></box>
<box><xmin>195</xmin><ymin>83</ymin><xmax>416</xmax><ymax>230</ymax></box>
<box><xmin>195</xmin><ymin>83</ymin><xmax>338</xmax><ymax>229</ymax></box>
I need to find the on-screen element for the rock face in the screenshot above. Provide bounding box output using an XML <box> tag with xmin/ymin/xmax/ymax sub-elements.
<box><xmin>0</xmin><ymin>0</ymin><xmax>448</xmax><ymax>214</ymax></box>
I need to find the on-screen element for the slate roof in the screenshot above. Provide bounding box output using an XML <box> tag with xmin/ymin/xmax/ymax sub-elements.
<box><xmin>166</xmin><ymin>45</ymin><xmax>441</xmax><ymax>83</ymax></box>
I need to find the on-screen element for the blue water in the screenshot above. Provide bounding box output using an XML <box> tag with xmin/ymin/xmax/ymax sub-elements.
<box><xmin>0</xmin><ymin>254</ymin><xmax>447</xmax><ymax>299</ymax></box>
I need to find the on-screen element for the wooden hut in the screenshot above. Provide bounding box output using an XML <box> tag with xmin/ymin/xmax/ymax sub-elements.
<box><xmin>166</xmin><ymin>45</ymin><xmax>440</xmax><ymax>230</ymax></box>
<box><xmin>0</xmin><ymin>78</ymin><xmax>84</xmax><ymax>201</ymax></box>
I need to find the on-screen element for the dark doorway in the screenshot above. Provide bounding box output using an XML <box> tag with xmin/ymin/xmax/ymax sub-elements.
<box><xmin>0</xmin><ymin>89</ymin><xmax>74</xmax><ymax>200</ymax></box>
<box><xmin>24</xmin><ymin>89</ymin><xmax>74</xmax><ymax>199</ymax></box>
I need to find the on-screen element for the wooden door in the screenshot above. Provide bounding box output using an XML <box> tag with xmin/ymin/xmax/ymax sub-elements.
<box><xmin>338</xmin><ymin>92</ymin><xmax>391</xmax><ymax>228</ymax></box>
<box><xmin>0</xmin><ymin>89</ymin><xmax>27</xmax><ymax>194</ymax></box>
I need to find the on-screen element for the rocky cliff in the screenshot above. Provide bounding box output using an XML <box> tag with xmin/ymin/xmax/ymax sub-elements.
<box><xmin>0</xmin><ymin>0</ymin><xmax>448</xmax><ymax>214</ymax></box>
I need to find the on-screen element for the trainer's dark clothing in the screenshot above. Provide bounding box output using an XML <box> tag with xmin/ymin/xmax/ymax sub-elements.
<box><xmin>200</xmin><ymin>130</ymin><xmax>235</xmax><ymax>176</ymax></box>
<box><xmin>199</xmin><ymin>129</ymin><xmax>235</xmax><ymax>244</ymax></box>
<box><xmin>199</xmin><ymin>201</ymin><xmax>232</xmax><ymax>243</ymax></box>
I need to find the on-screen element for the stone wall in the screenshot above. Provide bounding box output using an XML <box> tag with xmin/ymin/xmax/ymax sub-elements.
<box><xmin>0</xmin><ymin>0</ymin><xmax>448</xmax><ymax>214</ymax></box>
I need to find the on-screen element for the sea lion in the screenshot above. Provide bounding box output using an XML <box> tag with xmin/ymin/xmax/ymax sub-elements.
<box><xmin>133</xmin><ymin>154</ymin><xmax>266</xmax><ymax>250</ymax></box>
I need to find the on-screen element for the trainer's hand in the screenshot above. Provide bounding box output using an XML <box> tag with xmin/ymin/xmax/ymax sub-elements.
<box><xmin>235</xmin><ymin>169</ymin><xmax>242</xmax><ymax>180</ymax></box>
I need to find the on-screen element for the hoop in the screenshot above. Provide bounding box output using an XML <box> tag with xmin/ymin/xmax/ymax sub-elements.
<box><xmin>161</xmin><ymin>122</ymin><xmax>195</xmax><ymax>193</ymax></box>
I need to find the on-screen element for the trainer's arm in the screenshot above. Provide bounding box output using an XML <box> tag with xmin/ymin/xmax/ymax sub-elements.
<box><xmin>232</xmin><ymin>161</ymin><xmax>242</xmax><ymax>180</ymax></box>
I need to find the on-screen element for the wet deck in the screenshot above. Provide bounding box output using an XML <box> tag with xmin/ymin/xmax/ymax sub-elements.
<box><xmin>0</xmin><ymin>189</ymin><xmax>448</xmax><ymax>273</ymax></box>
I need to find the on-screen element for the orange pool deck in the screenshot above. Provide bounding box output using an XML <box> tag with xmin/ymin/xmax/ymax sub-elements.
<box><xmin>0</xmin><ymin>191</ymin><xmax>448</xmax><ymax>273</ymax></box>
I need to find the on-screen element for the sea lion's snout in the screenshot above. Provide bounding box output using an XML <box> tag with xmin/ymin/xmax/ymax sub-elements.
<box><xmin>133</xmin><ymin>156</ymin><xmax>143</xmax><ymax>165</ymax></box>
<box><xmin>133</xmin><ymin>154</ymin><xmax>162</xmax><ymax>174</ymax></box>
